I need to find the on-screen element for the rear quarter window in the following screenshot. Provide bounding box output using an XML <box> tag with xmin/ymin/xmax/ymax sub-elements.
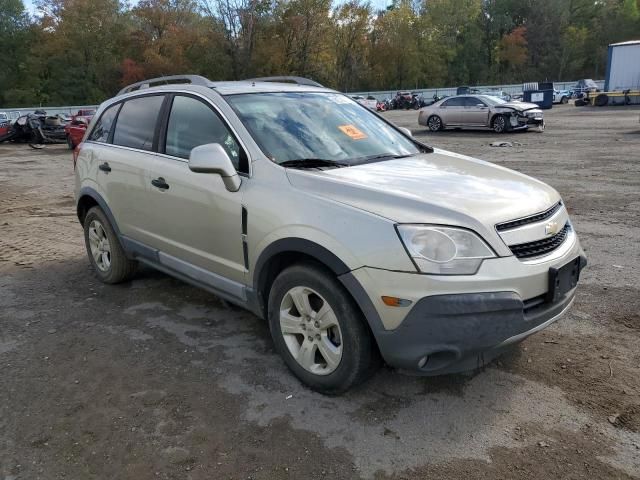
<box><xmin>88</xmin><ymin>104</ymin><xmax>119</xmax><ymax>143</ymax></box>
<box><xmin>112</xmin><ymin>95</ymin><xmax>165</xmax><ymax>151</ymax></box>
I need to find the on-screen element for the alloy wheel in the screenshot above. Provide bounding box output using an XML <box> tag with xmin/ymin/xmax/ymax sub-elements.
<box><xmin>279</xmin><ymin>286</ymin><xmax>343</xmax><ymax>375</ymax></box>
<box><xmin>88</xmin><ymin>220</ymin><xmax>111</xmax><ymax>271</ymax></box>
<box><xmin>493</xmin><ymin>115</ymin><xmax>506</xmax><ymax>133</ymax></box>
<box><xmin>428</xmin><ymin>116</ymin><xmax>442</xmax><ymax>131</ymax></box>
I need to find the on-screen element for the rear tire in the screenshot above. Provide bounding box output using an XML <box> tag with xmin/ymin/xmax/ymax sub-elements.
<box><xmin>267</xmin><ymin>263</ymin><xmax>379</xmax><ymax>394</ymax></box>
<box><xmin>427</xmin><ymin>115</ymin><xmax>443</xmax><ymax>132</ymax></box>
<box><xmin>83</xmin><ymin>206</ymin><xmax>137</xmax><ymax>284</ymax></box>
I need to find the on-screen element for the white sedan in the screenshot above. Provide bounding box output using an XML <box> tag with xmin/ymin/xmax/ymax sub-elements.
<box><xmin>352</xmin><ymin>95</ymin><xmax>377</xmax><ymax>110</ymax></box>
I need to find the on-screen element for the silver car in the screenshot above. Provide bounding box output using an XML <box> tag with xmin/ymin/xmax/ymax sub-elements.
<box><xmin>75</xmin><ymin>75</ymin><xmax>584</xmax><ymax>394</ymax></box>
<box><xmin>419</xmin><ymin>94</ymin><xmax>544</xmax><ymax>133</ymax></box>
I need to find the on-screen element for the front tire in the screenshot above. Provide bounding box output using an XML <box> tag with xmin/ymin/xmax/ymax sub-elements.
<box><xmin>83</xmin><ymin>206</ymin><xmax>137</xmax><ymax>284</ymax></box>
<box><xmin>268</xmin><ymin>264</ymin><xmax>379</xmax><ymax>394</ymax></box>
<box><xmin>66</xmin><ymin>135</ymin><xmax>74</xmax><ymax>149</ymax></box>
<box><xmin>492</xmin><ymin>114</ymin><xmax>507</xmax><ymax>133</ymax></box>
<box><xmin>427</xmin><ymin>115</ymin><xmax>443</xmax><ymax>132</ymax></box>
<box><xmin>561</xmin><ymin>96</ymin><xmax>568</xmax><ymax>104</ymax></box>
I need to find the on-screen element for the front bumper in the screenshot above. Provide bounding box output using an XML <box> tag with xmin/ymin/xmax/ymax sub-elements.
<box><xmin>346</xmin><ymin>234</ymin><xmax>585</xmax><ymax>374</ymax></box>
<box><xmin>372</xmin><ymin>285</ymin><xmax>578</xmax><ymax>374</ymax></box>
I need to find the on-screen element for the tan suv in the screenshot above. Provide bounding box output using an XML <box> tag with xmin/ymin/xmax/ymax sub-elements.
<box><xmin>74</xmin><ymin>75</ymin><xmax>586</xmax><ymax>394</ymax></box>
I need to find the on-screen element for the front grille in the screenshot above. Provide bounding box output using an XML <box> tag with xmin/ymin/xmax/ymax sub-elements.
<box><xmin>509</xmin><ymin>223</ymin><xmax>571</xmax><ymax>259</ymax></box>
<box><xmin>496</xmin><ymin>202</ymin><xmax>562</xmax><ymax>232</ymax></box>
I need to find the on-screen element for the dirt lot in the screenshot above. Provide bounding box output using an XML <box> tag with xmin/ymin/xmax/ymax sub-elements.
<box><xmin>1</xmin><ymin>104</ymin><xmax>639</xmax><ymax>480</ymax></box>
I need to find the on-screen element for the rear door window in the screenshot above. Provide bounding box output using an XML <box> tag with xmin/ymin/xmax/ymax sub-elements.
<box><xmin>112</xmin><ymin>95</ymin><xmax>164</xmax><ymax>151</ymax></box>
<box><xmin>88</xmin><ymin>104</ymin><xmax>119</xmax><ymax>143</ymax></box>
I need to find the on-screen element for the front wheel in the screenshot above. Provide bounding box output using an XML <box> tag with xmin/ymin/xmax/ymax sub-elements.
<box><xmin>29</xmin><ymin>130</ymin><xmax>45</xmax><ymax>149</ymax></box>
<box><xmin>561</xmin><ymin>96</ymin><xmax>568</xmax><ymax>104</ymax></box>
<box><xmin>66</xmin><ymin>135</ymin><xmax>74</xmax><ymax>149</ymax></box>
<box><xmin>268</xmin><ymin>264</ymin><xmax>379</xmax><ymax>394</ymax></box>
<box><xmin>492</xmin><ymin>114</ymin><xmax>507</xmax><ymax>133</ymax></box>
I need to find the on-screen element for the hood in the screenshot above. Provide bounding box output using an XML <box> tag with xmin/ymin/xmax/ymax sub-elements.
<box><xmin>495</xmin><ymin>101</ymin><xmax>541</xmax><ymax>111</ymax></box>
<box><xmin>286</xmin><ymin>149</ymin><xmax>560</xmax><ymax>232</ymax></box>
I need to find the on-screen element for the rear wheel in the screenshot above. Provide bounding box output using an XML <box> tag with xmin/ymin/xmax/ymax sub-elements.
<box><xmin>268</xmin><ymin>264</ymin><xmax>379</xmax><ymax>394</ymax></box>
<box><xmin>84</xmin><ymin>206</ymin><xmax>137</xmax><ymax>284</ymax></box>
<box><xmin>427</xmin><ymin>115</ymin><xmax>443</xmax><ymax>132</ymax></box>
<box><xmin>492</xmin><ymin>114</ymin><xmax>507</xmax><ymax>133</ymax></box>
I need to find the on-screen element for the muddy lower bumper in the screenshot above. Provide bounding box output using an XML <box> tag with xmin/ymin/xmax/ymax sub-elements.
<box><xmin>510</xmin><ymin>113</ymin><xmax>544</xmax><ymax>130</ymax></box>
<box><xmin>372</xmin><ymin>282</ymin><xmax>580</xmax><ymax>375</ymax></box>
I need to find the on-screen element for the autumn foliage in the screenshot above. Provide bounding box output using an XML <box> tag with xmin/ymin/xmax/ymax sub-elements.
<box><xmin>0</xmin><ymin>0</ymin><xmax>639</xmax><ymax>106</ymax></box>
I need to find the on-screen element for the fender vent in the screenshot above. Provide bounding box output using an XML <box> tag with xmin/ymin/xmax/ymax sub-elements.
<box><xmin>241</xmin><ymin>206</ymin><xmax>249</xmax><ymax>269</ymax></box>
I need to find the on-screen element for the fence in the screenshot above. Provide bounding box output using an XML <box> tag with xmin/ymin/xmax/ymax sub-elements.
<box><xmin>348</xmin><ymin>80</ymin><xmax>605</xmax><ymax>100</ymax></box>
<box><xmin>0</xmin><ymin>79</ymin><xmax>606</xmax><ymax>114</ymax></box>
<box><xmin>0</xmin><ymin>105</ymin><xmax>99</xmax><ymax>119</ymax></box>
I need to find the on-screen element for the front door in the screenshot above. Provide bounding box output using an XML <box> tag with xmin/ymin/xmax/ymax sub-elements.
<box><xmin>141</xmin><ymin>94</ymin><xmax>248</xmax><ymax>285</ymax></box>
<box><xmin>463</xmin><ymin>97</ymin><xmax>490</xmax><ymax>126</ymax></box>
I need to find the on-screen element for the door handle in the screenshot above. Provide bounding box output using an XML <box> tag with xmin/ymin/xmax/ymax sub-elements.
<box><xmin>151</xmin><ymin>177</ymin><xmax>170</xmax><ymax>190</ymax></box>
<box><xmin>98</xmin><ymin>162</ymin><xmax>111</xmax><ymax>173</ymax></box>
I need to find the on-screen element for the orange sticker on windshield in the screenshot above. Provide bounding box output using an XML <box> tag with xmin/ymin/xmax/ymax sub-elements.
<box><xmin>338</xmin><ymin>124</ymin><xmax>367</xmax><ymax>140</ymax></box>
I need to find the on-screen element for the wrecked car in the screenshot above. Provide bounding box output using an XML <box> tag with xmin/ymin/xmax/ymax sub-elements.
<box><xmin>419</xmin><ymin>94</ymin><xmax>544</xmax><ymax>133</ymax></box>
<box><xmin>0</xmin><ymin>111</ymin><xmax>68</xmax><ymax>148</ymax></box>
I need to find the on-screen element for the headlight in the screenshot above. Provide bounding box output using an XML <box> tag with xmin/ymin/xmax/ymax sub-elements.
<box><xmin>396</xmin><ymin>225</ymin><xmax>496</xmax><ymax>275</ymax></box>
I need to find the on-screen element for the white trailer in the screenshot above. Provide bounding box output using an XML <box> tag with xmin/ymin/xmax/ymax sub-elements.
<box><xmin>605</xmin><ymin>40</ymin><xmax>640</xmax><ymax>92</ymax></box>
<box><xmin>581</xmin><ymin>40</ymin><xmax>640</xmax><ymax>106</ymax></box>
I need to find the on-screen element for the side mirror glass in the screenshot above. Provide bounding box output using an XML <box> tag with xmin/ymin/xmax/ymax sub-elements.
<box><xmin>398</xmin><ymin>127</ymin><xmax>412</xmax><ymax>137</ymax></box>
<box><xmin>188</xmin><ymin>143</ymin><xmax>241</xmax><ymax>192</ymax></box>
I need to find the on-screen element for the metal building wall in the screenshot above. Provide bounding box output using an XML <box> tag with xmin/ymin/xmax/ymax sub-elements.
<box><xmin>605</xmin><ymin>42</ymin><xmax>640</xmax><ymax>91</ymax></box>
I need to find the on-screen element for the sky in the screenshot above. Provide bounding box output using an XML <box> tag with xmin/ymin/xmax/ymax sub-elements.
<box><xmin>22</xmin><ymin>0</ymin><xmax>392</xmax><ymax>16</ymax></box>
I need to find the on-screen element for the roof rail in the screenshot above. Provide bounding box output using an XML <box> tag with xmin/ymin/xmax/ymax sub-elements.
<box><xmin>245</xmin><ymin>76</ymin><xmax>324</xmax><ymax>88</ymax></box>
<box><xmin>118</xmin><ymin>75</ymin><xmax>211</xmax><ymax>96</ymax></box>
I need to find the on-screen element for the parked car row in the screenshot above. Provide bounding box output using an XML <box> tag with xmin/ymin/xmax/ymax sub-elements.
<box><xmin>0</xmin><ymin>108</ymin><xmax>94</xmax><ymax>149</ymax></box>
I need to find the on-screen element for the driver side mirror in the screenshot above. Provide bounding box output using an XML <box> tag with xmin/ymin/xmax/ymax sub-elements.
<box><xmin>188</xmin><ymin>143</ymin><xmax>241</xmax><ymax>192</ymax></box>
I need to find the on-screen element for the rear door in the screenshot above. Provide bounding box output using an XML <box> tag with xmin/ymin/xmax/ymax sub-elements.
<box><xmin>90</xmin><ymin>94</ymin><xmax>166</xmax><ymax>243</ymax></box>
<box><xmin>140</xmin><ymin>93</ymin><xmax>248</xmax><ymax>284</ymax></box>
<box><xmin>438</xmin><ymin>97</ymin><xmax>465</xmax><ymax>125</ymax></box>
<box><xmin>463</xmin><ymin>96</ymin><xmax>490</xmax><ymax>126</ymax></box>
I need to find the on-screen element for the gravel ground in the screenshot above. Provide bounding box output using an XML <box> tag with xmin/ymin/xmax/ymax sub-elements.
<box><xmin>1</xmin><ymin>104</ymin><xmax>639</xmax><ymax>480</ymax></box>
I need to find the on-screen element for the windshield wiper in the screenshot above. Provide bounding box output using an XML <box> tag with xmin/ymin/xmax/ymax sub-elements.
<box><xmin>353</xmin><ymin>153</ymin><xmax>416</xmax><ymax>165</ymax></box>
<box><xmin>279</xmin><ymin>158</ymin><xmax>349</xmax><ymax>169</ymax></box>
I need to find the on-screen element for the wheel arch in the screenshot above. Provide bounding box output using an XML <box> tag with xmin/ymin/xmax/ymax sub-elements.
<box><xmin>252</xmin><ymin>238</ymin><xmax>386</xmax><ymax>339</ymax></box>
<box><xmin>76</xmin><ymin>187</ymin><xmax>121</xmax><ymax>236</ymax></box>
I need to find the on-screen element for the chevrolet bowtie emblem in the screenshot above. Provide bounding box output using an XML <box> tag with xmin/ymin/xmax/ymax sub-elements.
<box><xmin>545</xmin><ymin>221</ymin><xmax>559</xmax><ymax>236</ymax></box>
